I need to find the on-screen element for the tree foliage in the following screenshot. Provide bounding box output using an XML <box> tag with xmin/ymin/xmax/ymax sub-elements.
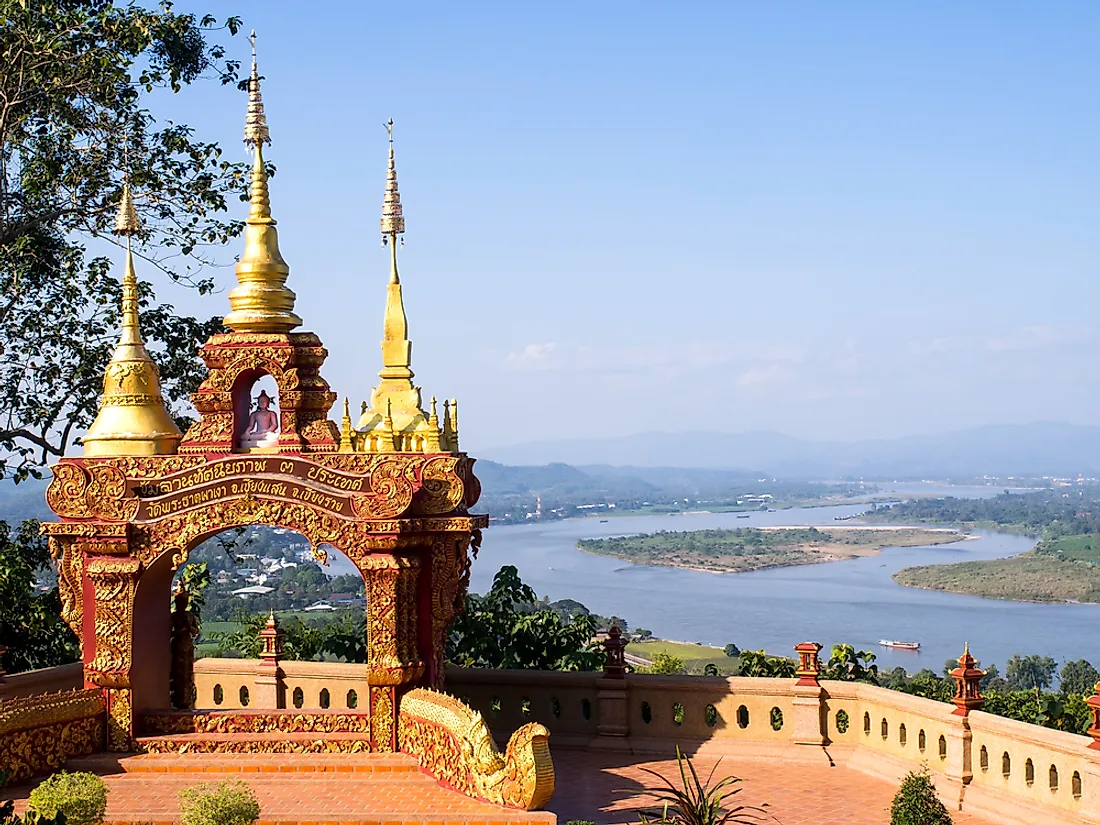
<box><xmin>0</xmin><ymin>0</ymin><xmax>247</xmax><ymax>479</ymax></box>
<box><xmin>643</xmin><ymin>651</ymin><xmax>685</xmax><ymax>675</ymax></box>
<box><xmin>208</xmin><ymin>610</ymin><xmax>365</xmax><ymax>663</ymax></box>
<box><xmin>1060</xmin><ymin>659</ymin><xmax>1099</xmax><ymax>696</ymax></box>
<box><xmin>448</xmin><ymin>565</ymin><xmax>602</xmax><ymax>671</ymax></box>
<box><xmin>823</xmin><ymin>643</ymin><xmax>878</xmax><ymax>683</ymax></box>
<box><xmin>0</xmin><ymin>518</ymin><xmax>77</xmax><ymax>672</ymax></box>
<box><xmin>736</xmin><ymin>649</ymin><xmax>795</xmax><ymax>678</ymax></box>
<box><xmin>1005</xmin><ymin>654</ymin><xmax>1058</xmax><ymax>691</ymax></box>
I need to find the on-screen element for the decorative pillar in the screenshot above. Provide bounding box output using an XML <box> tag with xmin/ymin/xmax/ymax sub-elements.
<box><xmin>254</xmin><ymin>612</ymin><xmax>285</xmax><ymax>709</ymax></box>
<box><xmin>790</xmin><ymin>641</ymin><xmax>827</xmax><ymax>748</ymax></box>
<box><xmin>593</xmin><ymin>626</ymin><xmax>629</xmax><ymax>749</ymax></box>
<box><xmin>365</xmin><ymin>555</ymin><xmax>423</xmax><ymax>751</ymax></box>
<box><xmin>943</xmin><ymin>643</ymin><xmax>983</xmax><ymax>796</ymax></box>
<box><xmin>85</xmin><ymin>556</ymin><xmax>141</xmax><ymax>751</ymax></box>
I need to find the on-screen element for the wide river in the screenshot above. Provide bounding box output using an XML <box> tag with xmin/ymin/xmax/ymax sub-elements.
<box><xmin>466</xmin><ymin>484</ymin><xmax>1098</xmax><ymax>672</ymax></box>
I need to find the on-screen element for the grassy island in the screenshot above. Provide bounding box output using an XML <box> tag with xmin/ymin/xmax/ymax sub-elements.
<box><xmin>895</xmin><ymin>534</ymin><xmax>1100</xmax><ymax>603</ymax></box>
<box><xmin>576</xmin><ymin>525</ymin><xmax>966</xmax><ymax>574</ymax></box>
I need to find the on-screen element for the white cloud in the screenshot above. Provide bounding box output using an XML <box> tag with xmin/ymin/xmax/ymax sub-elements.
<box><xmin>504</xmin><ymin>342</ymin><xmax>559</xmax><ymax>370</ymax></box>
<box><xmin>985</xmin><ymin>325</ymin><xmax>1072</xmax><ymax>352</ymax></box>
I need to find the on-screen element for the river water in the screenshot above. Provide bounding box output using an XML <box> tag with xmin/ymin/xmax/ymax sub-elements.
<box><xmin>467</xmin><ymin>484</ymin><xmax>1098</xmax><ymax>672</ymax></box>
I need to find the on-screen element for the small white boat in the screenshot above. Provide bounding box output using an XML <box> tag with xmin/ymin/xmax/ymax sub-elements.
<box><xmin>879</xmin><ymin>639</ymin><xmax>920</xmax><ymax>651</ymax></box>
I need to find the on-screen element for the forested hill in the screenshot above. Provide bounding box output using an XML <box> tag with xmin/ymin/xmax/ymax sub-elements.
<box><xmin>0</xmin><ymin>463</ymin><xmax>866</xmax><ymax>528</ymax></box>
<box><xmin>0</xmin><ymin>478</ymin><xmax>52</xmax><ymax>524</ymax></box>
<box><xmin>869</xmin><ymin>488</ymin><xmax>1100</xmax><ymax>536</ymax></box>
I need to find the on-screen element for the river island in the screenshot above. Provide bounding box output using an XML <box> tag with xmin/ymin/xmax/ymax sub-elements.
<box><xmin>576</xmin><ymin>525</ymin><xmax>967</xmax><ymax>574</ymax></box>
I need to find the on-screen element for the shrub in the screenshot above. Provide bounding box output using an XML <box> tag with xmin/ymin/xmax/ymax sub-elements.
<box><xmin>178</xmin><ymin>780</ymin><xmax>260</xmax><ymax>825</ymax></box>
<box><xmin>890</xmin><ymin>768</ymin><xmax>952</xmax><ymax>825</ymax></box>
<box><xmin>27</xmin><ymin>771</ymin><xmax>108</xmax><ymax>825</ymax></box>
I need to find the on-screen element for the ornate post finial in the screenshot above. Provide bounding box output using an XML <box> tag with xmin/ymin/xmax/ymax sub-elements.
<box><xmin>602</xmin><ymin>625</ymin><xmax>628</xmax><ymax>679</ymax></box>
<box><xmin>794</xmin><ymin>642</ymin><xmax>823</xmax><ymax>688</ymax></box>
<box><xmin>949</xmin><ymin>643</ymin><xmax>986</xmax><ymax>716</ymax></box>
<box><xmin>224</xmin><ymin>30</ymin><xmax>301</xmax><ymax>334</ymax></box>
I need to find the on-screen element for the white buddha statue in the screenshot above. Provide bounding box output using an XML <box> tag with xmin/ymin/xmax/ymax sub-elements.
<box><xmin>240</xmin><ymin>389</ymin><xmax>279</xmax><ymax>448</ymax></box>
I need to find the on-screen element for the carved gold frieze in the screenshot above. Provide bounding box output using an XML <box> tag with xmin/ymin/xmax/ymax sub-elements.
<box><xmin>140</xmin><ymin>711</ymin><xmax>370</xmax><ymax>735</ymax></box>
<box><xmin>399</xmin><ymin>688</ymin><xmax>554</xmax><ymax>810</ymax></box>
<box><xmin>0</xmin><ymin>689</ymin><xmax>106</xmax><ymax>782</ymax></box>
<box><xmin>140</xmin><ymin>738</ymin><xmax>372</xmax><ymax>754</ymax></box>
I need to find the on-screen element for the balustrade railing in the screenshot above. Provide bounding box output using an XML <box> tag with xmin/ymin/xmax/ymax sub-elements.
<box><xmin>7</xmin><ymin>648</ymin><xmax>1100</xmax><ymax>824</ymax></box>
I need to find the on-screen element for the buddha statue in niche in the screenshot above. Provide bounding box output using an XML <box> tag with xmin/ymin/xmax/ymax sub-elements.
<box><xmin>240</xmin><ymin>389</ymin><xmax>279</xmax><ymax>448</ymax></box>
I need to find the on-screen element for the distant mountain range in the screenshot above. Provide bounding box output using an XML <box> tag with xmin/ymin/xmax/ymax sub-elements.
<box><xmin>481</xmin><ymin>422</ymin><xmax>1100</xmax><ymax>479</ymax></box>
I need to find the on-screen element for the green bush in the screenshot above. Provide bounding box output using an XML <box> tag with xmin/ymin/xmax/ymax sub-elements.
<box><xmin>890</xmin><ymin>768</ymin><xmax>952</xmax><ymax>825</ymax></box>
<box><xmin>178</xmin><ymin>780</ymin><xmax>260</xmax><ymax>825</ymax></box>
<box><xmin>27</xmin><ymin>771</ymin><xmax>108</xmax><ymax>825</ymax></box>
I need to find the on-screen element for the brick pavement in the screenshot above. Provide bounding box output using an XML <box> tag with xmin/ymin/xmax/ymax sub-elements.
<box><xmin>547</xmin><ymin>750</ymin><xmax>1002</xmax><ymax>825</ymax></box>
<box><xmin>1</xmin><ymin>753</ymin><xmax>553</xmax><ymax>825</ymax></box>
<box><xmin>0</xmin><ymin>749</ymin><xmax>1006</xmax><ymax>825</ymax></box>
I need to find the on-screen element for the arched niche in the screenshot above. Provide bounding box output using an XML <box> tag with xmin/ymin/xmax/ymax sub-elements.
<box><xmin>131</xmin><ymin>524</ymin><xmax>367</xmax><ymax>713</ymax></box>
<box><xmin>232</xmin><ymin>369</ymin><xmax>281</xmax><ymax>450</ymax></box>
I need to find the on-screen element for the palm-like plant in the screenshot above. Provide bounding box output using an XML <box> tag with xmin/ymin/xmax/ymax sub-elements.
<box><xmin>637</xmin><ymin>748</ymin><xmax>770</xmax><ymax>825</ymax></box>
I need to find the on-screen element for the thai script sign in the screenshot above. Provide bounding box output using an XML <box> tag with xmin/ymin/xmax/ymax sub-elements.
<box><xmin>133</xmin><ymin>456</ymin><xmax>364</xmax><ymax>520</ymax></box>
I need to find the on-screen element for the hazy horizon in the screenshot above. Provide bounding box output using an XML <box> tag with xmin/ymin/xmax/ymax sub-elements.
<box><xmin>106</xmin><ymin>1</ymin><xmax>1097</xmax><ymax>452</ymax></box>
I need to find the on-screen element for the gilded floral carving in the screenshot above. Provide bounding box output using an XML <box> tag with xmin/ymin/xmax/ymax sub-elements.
<box><xmin>140</xmin><ymin>711</ymin><xmax>370</xmax><ymax>735</ymax></box>
<box><xmin>0</xmin><ymin>690</ymin><xmax>106</xmax><ymax>781</ymax></box>
<box><xmin>107</xmin><ymin>687</ymin><xmax>133</xmax><ymax>752</ymax></box>
<box><xmin>86</xmin><ymin>558</ymin><xmax>139</xmax><ymax>690</ymax></box>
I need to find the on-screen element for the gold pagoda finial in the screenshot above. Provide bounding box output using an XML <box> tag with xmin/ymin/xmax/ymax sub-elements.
<box><xmin>351</xmin><ymin>122</ymin><xmax>458</xmax><ymax>455</ymax></box>
<box><xmin>379</xmin><ymin>119</ymin><xmax>412</xmax><ymax>379</ymax></box>
<box><xmin>83</xmin><ymin>181</ymin><xmax>182</xmax><ymax>457</ymax></box>
<box><xmin>426</xmin><ymin>396</ymin><xmax>442</xmax><ymax>451</ymax></box>
<box><xmin>224</xmin><ymin>30</ymin><xmax>302</xmax><ymax>334</ymax></box>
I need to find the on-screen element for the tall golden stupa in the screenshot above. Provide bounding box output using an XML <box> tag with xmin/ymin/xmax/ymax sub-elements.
<box><xmin>345</xmin><ymin>119</ymin><xmax>459</xmax><ymax>454</ymax></box>
<box><xmin>81</xmin><ymin>183</ymin><xmax>182</xmax><ymax>456</ymax></box>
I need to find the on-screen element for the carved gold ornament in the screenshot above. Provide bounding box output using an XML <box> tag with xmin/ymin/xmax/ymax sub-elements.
<box><xmin>399</xmin><ymin>688</ymin><xmax>554</xmax><ymax>810</ymax></box>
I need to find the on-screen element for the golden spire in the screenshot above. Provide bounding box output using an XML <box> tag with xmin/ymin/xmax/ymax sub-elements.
<box><xmin>338</xmin><ymin>397</ymin><xmax>354</xmax><ymax>452</ymax></box>
<box><xmin>83</xmin><ymin>182</ymin><xmax>182</xmax><ymax>457</ymax></box>
<box><xmin>224</xmin><ymin>31</ymin><xmax>302</xmax><ymax>334</ymax></box>
<box><xmin>352</xmin><ymin>122</ymin><xmax>457</xmax><ymax>455</ymax></box>
<box><xmin>426</xmin><ymin>396</ymin><xmax>441</xmax><ymax>451</ymax></box>
<box><xmin>379</xmin><ymin>119</ymin><xmax>411</xmax><ymax>378</ymax></box>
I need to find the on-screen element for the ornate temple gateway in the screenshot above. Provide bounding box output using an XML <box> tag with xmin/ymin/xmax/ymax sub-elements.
<box><xmin>38</xmin><ymin>37</ymin><xmax>552</xmax><ymax>810</ymax></box>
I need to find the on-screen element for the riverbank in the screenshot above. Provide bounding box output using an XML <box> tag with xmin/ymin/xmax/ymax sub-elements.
<box><xmin>895</xmin><ymin>549</ymin><xmax>1100</xmax><ymax>604</ymax></box>
<box><xmin>575</xmin><ymin>525</ymin><xmax>967</xmax><ymax>574</ymax></box>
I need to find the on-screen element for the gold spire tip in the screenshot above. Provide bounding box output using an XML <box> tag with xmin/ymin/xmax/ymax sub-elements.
<box><xmin>244</xmin><ymin>30</ymin><xmax>270</xmax><ymax>147</ymax></box>
<box><xmin>381</xmin><ymin>118</ymin><xmax>405</xmax><ymax>239</ymax></box>
<box><xmin>115</xmin><ymin>183</ymin><xmax>140</xmax><ymax>236</ymax></box>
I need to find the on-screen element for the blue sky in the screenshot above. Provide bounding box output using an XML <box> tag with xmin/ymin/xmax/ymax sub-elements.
<box><xmin>133</xmin><ymin>1</ymin><xmax>1098</xmax><ymax>450</ymax></box>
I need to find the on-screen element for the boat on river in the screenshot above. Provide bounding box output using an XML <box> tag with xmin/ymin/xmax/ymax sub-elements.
<box><xmin>879</xmin><ymin>639</ymin><xmax>921</xmax><ymax>651</ymax></box>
